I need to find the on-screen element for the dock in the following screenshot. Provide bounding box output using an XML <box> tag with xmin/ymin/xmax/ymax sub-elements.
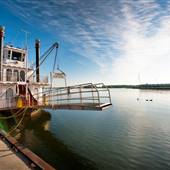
<box><xmin>0</xmin><ymin>139</ymin><xmax>30</xmax><ymax>170</ymax></box>
<box><xmin>0</xmin><ymin>131</ymin><xmax>56</xmax><ymax>170</ymax></box>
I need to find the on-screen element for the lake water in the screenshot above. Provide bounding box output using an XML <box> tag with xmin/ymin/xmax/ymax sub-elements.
<box><xmin>2</xmin><ymin>88</ymin><xmax>170</xmax><ymax>170</ymax></box>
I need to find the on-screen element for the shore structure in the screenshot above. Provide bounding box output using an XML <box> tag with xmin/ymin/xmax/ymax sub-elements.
<box><xmin>0</xmin><ymin>130</ymin><xmax>55</xmax><ymax>170</ymax></box>
<box><xmin>0</xmin><ymin>140</ymin><xmax>30</xmax><ymax>170</ymax></box>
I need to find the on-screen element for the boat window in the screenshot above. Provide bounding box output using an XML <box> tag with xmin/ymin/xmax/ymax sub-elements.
<box><xmin>22</xmin><ymin>53</ymin><xmax>25</xmax><ymax>62</ymax></box>
<box><xmin>12</xmin><ymin>51</ymin><xmax>22</xmax><ymax>61</ymax></box>
<box><xmin>8</xmin><ymin>50</ymin><xmax>11</xmax><ymax>59</ymax></box>
<box><xmin>20</xmin><ymin>70</ymin><xmax>25</xmax><ymax>81</ymax></box>
<box><xmin>6</xmin><ymin>88</ymin><xmax>13</xmax><ymax>99</ymax></box>
<box><xmin>6</xmin><ymin>69</ymin><xmax>12</xmax><ymax>81</ymax></box>
<box><xmin>13</xmin><ymin>70</ymin><xmax>19</xmax><ymax>82</ymax></box>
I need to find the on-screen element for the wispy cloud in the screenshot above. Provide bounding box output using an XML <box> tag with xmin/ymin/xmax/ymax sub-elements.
<box><xmin>1</xmin><ymin>0</ymin><xmax>170</xmax><ymax>84</ymax></box>
<box><xmin>112</xmin><ymin>0</ymin><xmax>170</xmax><ymax>84</ymax></box>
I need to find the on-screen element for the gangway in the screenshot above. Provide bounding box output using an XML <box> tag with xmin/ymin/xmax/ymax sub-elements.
<box><xmin>31</xmin><ymin>83</ymin><xmax>112</xmax><ymax>111</ymax></box>
<box><xmin>0</xmin><ymin>83</ymin><xmax>112</xmax><ymax>111</ymax></box>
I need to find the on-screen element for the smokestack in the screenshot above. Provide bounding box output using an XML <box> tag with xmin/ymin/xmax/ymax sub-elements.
<box><xmin>35</xmin><ymin>39</ymin><xmax>40</xmax><ymax>82</ymax></box>
<box><xmin>0</xmin><ymin>26</ymin><xmax>4</xmax><ymax>81</ymax></box>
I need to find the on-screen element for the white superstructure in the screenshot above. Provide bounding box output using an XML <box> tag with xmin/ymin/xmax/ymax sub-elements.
<box><xmin>0</xmin><ymin>26</ymin><xmax>49</xmax><ymax>108</ymax></box>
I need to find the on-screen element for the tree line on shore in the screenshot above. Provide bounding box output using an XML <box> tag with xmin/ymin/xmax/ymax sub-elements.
<box><xmin>105</xmin><ymin>84</ymin><xmax>170</xmax><ymax>89</ymax></box>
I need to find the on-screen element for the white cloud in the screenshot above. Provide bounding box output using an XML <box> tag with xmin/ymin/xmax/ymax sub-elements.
<box><xmin>111</xmin><ymin>0</ymin><xmax>170</xmax><ymax>84</ymax></box>
<box><xmin>2</xmin><ymin>0</ymin><xmax>170</xmax><ymax>84</ymax></box>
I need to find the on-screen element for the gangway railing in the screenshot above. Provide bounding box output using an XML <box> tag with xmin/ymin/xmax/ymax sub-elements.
<box><xmin>0</xmin><ymin>83</ymin><xmax>112</xmax><ymax>111</ymax></box>
<box><xmin>31</xmin><ymin>83</ymin><xmax>112</xmax><ymax>109</ymax></box>
<box><xmin>93</xmin><ymin>83</ymin><xmax>112</xmax><ymax>104</ymax></box>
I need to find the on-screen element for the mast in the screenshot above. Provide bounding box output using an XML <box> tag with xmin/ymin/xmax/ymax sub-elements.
<box><xmin>35</xmin><ymin>39</ymin><xmax>40</xmax><ymax>82</ymax></box>
<box><xmin>0</xmin><ymin>26</ymin><xmax>4</xmax><ymax>81</ymax></box>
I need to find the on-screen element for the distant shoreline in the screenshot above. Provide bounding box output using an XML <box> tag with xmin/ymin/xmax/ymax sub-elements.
<box><xmin>106</xmin><ymin>84</ymin><xmax>170</xmax><ymax>90</ymax></box>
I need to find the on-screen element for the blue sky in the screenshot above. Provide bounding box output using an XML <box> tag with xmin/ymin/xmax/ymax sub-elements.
<box><xmin>1</xmin><ymin>0</ymin><xmax>170</xmax><ymax>85</ymax></box>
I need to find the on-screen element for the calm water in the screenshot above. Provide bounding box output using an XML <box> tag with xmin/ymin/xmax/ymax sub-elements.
<box><xmin>2</xmin><ymin>88</ymin><xmax>170</xmax><ymax>170</ymax></box>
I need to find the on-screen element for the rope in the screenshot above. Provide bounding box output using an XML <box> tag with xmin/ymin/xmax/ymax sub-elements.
<box><xmin>0</xmin><ymin>108</ymin><xmax>25</xmax><ymax>119</ymax></box>
<box><xmin>6</xmin><ymin>107</ymin><xmax>28</xmax><ymax>136</ymax></box>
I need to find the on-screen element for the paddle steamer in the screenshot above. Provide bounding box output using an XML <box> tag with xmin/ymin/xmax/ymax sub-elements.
<box><xmin>0</xmin><ymin>26</ymin><xmax>112</xmax><ymax>111</ymax></box>
<box><xmin>0</xmin><ymin>26</ymin><xmax>48</xmax><ymax>109</ymax></box>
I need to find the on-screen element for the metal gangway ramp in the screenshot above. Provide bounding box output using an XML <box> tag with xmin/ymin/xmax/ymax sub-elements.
<box><xmin>32</xmin><ymin>83</ymin><xmax>112</xmax><ymax>111</ymax></box>
<box><xmin>0</xmin><ymin>83</ymin><xmax>112</xmax><ymax>111</ymax></box>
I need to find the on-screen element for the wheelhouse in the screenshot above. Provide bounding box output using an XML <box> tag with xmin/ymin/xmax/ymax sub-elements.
<box><xmin>2</xmin><ymin>45</ymin><xmax>26</xmax><ymax>82</ymax></box>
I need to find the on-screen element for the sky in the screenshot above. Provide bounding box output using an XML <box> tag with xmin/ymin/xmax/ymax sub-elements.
<box><xmin>1</xmin><ymin>0</ymin><xmax>170</xmax><ymax>85</ymax></box>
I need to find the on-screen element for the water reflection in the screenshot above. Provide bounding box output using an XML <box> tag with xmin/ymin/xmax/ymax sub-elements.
<box><xmin>47</xmin><ymin>89</ymin><xmax>170</xmax><ymax>170</ymax></box>
<box><xmin>16</xmin><ymin>110</ymin><xmax>97</xmax><ymax>170</ymax></box>
<box><xmin>0</xmin><ymin>111</ymin><xmax>17</xmax><ymax>132</ymax></box>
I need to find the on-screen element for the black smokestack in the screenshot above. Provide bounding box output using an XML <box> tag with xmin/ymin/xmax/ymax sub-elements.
<box><xmin>35</xmin><ymin>39</ymin><xmax>40</xmax><ymax>82</ymax></box>
<box><xmin>0</xmin><ymin>26</ymin><xmax>4</xmax><ymax>81</ymax></box>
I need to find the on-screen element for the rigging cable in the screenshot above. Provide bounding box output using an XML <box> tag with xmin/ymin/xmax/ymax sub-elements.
<box><xmin>0</xmin><ymin>108</ymin><xmax>25</xmax><ymax>119</ymax></box>
<box><xmin>27</xmin><ymin>42</ymin><xmax>58</xmax><ymax>80</ymax></box>
<box><xmin>53</xmin><ymin>44</ymin><xmax>59</xmax><ymax>72</ymax></box>
<box><xmin>6</xmin><ymin>107</ymin><xmax>28</xmax><ymax>136</ymax></box>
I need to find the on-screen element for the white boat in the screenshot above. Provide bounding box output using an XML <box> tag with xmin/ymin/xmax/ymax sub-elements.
<box><xmin>0</xmin><ymin>26</ymin><xmax>49</xmax><ymax>109</ymax></box>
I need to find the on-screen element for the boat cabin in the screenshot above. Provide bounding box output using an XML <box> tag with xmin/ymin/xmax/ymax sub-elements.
<box><xmin>2</xmin><ymin>45</ymin><xmax>26</xmax><ymax>82</ymax></box>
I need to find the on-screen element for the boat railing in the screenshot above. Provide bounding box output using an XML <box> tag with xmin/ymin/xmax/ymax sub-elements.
<box><xmin>31</xmin><ymin>83</ymin><xmax>112</xmax><ymax>107</ymax></box>
<box><xmin>93</xmin><ymin>83</ymin><xmax>112</xmax><ymax>104</ymax></box>
<box><xmin>0</xmin><ymin>71</ymin><xmax>48</xmax><ymax>84</ymax></box>
<box><xmin>0</xmin><ymin>83</ymin><xmax>112</xmax><ymax>110</ymax></box>
<box><xmin>3</xmin><ymin>59</ymin><xmax>26</xmax><ymax>67</ymax></box>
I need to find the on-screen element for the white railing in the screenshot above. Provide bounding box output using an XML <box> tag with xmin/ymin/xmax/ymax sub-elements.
<box><xmin>31</xmin><ymin>83</ymin><xmax>112</xmax><ymax>107</ymax></box>
<box><xmin>3</xmin><ymin>59</ymin><xmax>26</xmax><ymax>68</ymax></box>
<box><xmin>0</xmin><ymin>83</ymin><xmax>112</xmax><ymax>110</ymax></box>
<box><xmin>0</xmin><ymin>71</ymin><xmax>48</xmax><ymax>84</ymax></box>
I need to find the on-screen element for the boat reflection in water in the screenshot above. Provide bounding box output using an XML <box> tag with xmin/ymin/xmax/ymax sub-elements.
<box><xmin>0</xmin><ymin>109</ymin><xmax>97</xmax><ymax>170</ymax></box>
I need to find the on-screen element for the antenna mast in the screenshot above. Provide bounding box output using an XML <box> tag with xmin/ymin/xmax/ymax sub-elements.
<box><xmin>21</xmin><ymin>29</ymin><xmax>30</xmax><ymax>49</ymax></box>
